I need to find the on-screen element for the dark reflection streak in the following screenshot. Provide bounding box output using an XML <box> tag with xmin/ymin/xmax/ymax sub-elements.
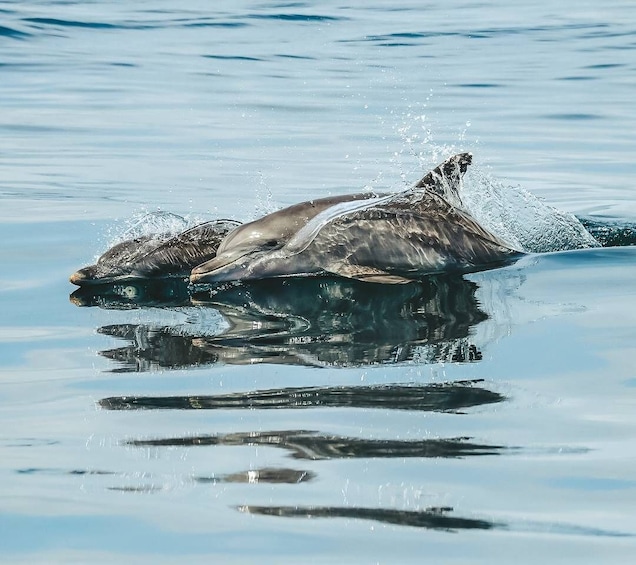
<box><xmin>197</xmin><ymin>468</ymin><xmax>315</xmax><ymax>485</ymax></box>
<box><xmin>126</xmin><ymin>430</ymin><xmax>505</xmax><ymax>460</ymax></box>
<box><xmin>239</xmin><ymin>505</ymin><xmax>497</xmax><ymax>531</ymax></box>
<box><xmin>15</xmin><ymin>467</ymin><xmax>312</xmax><ymax>485</ymax></box>
<box><xmin>108</xmin><ymin>485</ymin><xmax>162</xmax><ymax>493</ymax></box>
<box><xmin>100</xmin><ymin>380</ymin><xmax>505</xmax><ymax>412</ymax></box>
<box><xmin>16</xmin><ymin>468</ymin><xmax>115</xmax><ymax>476</ymax></box>
<box><xmin>0</xmin><ymin>438</ymin><xmax>59</xmax><ymax>448</ymax></box>
<box><xmin>238</xmin><ymin>505</ymin><xmax>634</xmax><ymax>537</ymax></box>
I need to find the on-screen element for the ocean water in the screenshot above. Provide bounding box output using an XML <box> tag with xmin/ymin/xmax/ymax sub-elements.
<box><xmin>1</xmin><ymin>1</ymin><xmax>636</xmax><ymax>563</ymax></box>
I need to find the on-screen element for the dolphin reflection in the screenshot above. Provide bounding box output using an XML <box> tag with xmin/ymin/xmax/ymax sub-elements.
<box><xmin>196</xmin><ymin>467</ymin><xmax>315</xmax><ymax>485</ymax></box>
<box><xmin>70</xmin><ymin>278</ymin><xmax>192</xmax><ymax>309</ymax></box>
<box><xmin>238</xmin><ymin>505</ymin><xmax>498</xmax><ymax>532</ymax></box>
<box><xmin>126</xmin><ymin>428</ymin><xmax>505</xmax><ymax>460</ymax></box>
<box><xmin>90</xmin><ymin>274</ymin><xmax>487</xmax><ymax>371</ymax></box>
<box><xmin>100</xmin><ymin>380</ymin><xmax>504</xmax><ymax>413</ymax></box>
<box><xmin>238</xmin><ymin>503</ymin><xmax>631</xmax><ymax>538</ymax></box>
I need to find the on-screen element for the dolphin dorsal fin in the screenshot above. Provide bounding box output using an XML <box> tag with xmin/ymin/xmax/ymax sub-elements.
<box><xmin>412</xmin><ymin>152</ymin><xmax>472</xmax><ymax>207</ymax></box>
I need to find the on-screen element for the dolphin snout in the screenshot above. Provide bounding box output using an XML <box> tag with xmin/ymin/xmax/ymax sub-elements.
<box><xmin>69</xmin><ymin>271</ymin><xmax>86</xmax><ymax>285</ymax></box>
<box><xmin>70</xmin><ymin>266</ymin><xmax>97</xmax><ymax>286</ymax></box>
<box><xmin>190</xmin><ymin>255</ymin><xmax>251</xmax><ymax>284</ymax></box>
<box><xmin>190</xmin><ymin>266</ymin><xmax>214</xmax><ymax>284</ymax></box>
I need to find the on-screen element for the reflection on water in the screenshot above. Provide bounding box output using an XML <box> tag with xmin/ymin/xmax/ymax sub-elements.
<box><xmin>195</xmin><ymin>468</ymin><xmax>315</xmax><ymax>485</ymax></box>
<box><xmin>73</xmin><ymin>274</ymin><xmax>487</xmax><ymax>370</ymax></box>
<box><xmin>70</xmin><ymin>278</ymin><xmax>192</xmax><ymax>309</ymax></box>
<box><xmin>16</xmin><ymin>468</ymin><xmax>116</xmax><ymax>477</ymax></box>
<box><xmin>100</xmin><ymin>380</ymin><xmax>504</xmax><ymax>413</ymax></box>
<box><xmin>83</xmin><ymin>275</ymin><xmax>510</xmax><ymax>524</ymax></box>
<box><xmin>126</xmin><ymin>427</ymin><xmax>505</xmax><ymax>460</ymax></box>
<box><xmin>239</xmin><ymin>505</ymin><xmax>498</xmax><ymax>532</ymax></box>
<box><xmin>196</xmin><ymin>275</ymin><xmax>486</xmax><ymax>367</ymax></box>
<box><xmin>71</xmin><ymin>266</ymin><xmax>624</xmax><ymax>539</ymax></box>
<box><xmin>17</xmin><ymin>466</ymin><xmax>313</xmax><ymax>487</ymax></box>
<box><xmin>238</xmin><ymin>505</ymin><xmax>631</xmax><ymax>538</ymax></box>
<box><xmin>98</xmin><ymin>324</ymin><xmax>219</xmax><ymax>372</ymax></box>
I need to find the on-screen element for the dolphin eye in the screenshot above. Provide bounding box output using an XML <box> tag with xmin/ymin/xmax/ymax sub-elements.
<box><xmin>265</xmin><ymin>239</ymin><xmax>278</xmax><ymax>247</ymax></box>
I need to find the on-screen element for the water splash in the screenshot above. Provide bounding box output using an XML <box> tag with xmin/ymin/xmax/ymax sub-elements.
<box><xmin>462</xmin><ymin>170</ymin><xmax>600</xmax><ymax>253</ymax></box>
<box><xmin>252</xmin><ymin>173</ymin><xmax>279</xmax><ymax>220</ymax></box>
<box><xmin>117</xmin><ymin>211</ymin><xmax>189</xmax><ymax>242</ymax></box>
<box><xmin>392</xmin><ymin>107</ymin><xmax>599</xmax><ymax>253</ymax></box>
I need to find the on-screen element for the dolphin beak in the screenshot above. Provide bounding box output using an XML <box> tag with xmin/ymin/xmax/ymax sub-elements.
<box><xmin>69</xmin><ymin>266</ymin><xmax>95</xmax><ymax>286</ymax></box>
<box><xmin>69</xmin><ymin>271</ymin><xmax>85</xmax><ymax>286</ymax></box>
<box><xmin>190</xmin><ymin>265</ymin><xmax>213</xmax><ymax>284</ymax></box>
<box><xmin>69</xmin><ymin>265</ymin><xmax>122</xmax><ymax>286</ymax></box>
<box><xmin>190</xmin><ymin>254</ymin><xmax>251</xmax><ymax>284</ymax></box>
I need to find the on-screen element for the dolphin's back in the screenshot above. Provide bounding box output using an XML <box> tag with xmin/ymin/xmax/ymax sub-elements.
<box><xmin>299</xmin><ymin>192</ymin><xmax>519</xmax><ymax>282</ymax></box>
<box><xmin>129</xmin><ymin>220</ymin><xmax>240</xmax><ymax>277</ymax></box>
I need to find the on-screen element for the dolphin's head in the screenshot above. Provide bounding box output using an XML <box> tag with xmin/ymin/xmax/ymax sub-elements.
<box><xmin>190</xmin><ymin>209</ymin><xmax>303</xmax><ymax>284</ymax></box>
<box><xmin>191</xmin><ymin>237</ymin><xmax>280</xmax><ymax>285</ymax></box>
<box><xmin>191</xmin><ymin>248</ymin><xmax>299</xmax><ymax>284</ymax></box>
<box><xmin>69</xmin><ymin>236</ymin><xmax>156</xmax><ymax>286</ymax></box>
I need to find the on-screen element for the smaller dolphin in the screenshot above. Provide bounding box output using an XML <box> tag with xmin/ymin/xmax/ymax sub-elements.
<box><xmin>190</xmin><ymin>153</ymin><xmax>521</xmax><ymax>285</ymax></box>
<box><xmin>70</xmin><ymin>219</ymin><xmax>240</xmax><ymax>286</ymax></box>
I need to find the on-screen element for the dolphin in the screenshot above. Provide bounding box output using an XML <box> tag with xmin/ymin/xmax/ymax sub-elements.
<box><xmin>70</xmin><ymin>219</ymin><xmax>240</xmax><ymax>286</ymax></box>
<box><xmin>190</xmin><ymin>153</ymin><xmax>521</xmax><ymax>285</ymax></box>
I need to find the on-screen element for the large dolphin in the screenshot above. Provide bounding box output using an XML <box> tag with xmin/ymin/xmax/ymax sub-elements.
<box><xmin>70</xmin><ymin>219</ymin><xmax>239</xmax><ymax>286</ymax></box>
<box><xmin>190</xmin><ymin>153</ymin><xmax>521</xmax><ymax>285</ymax></box>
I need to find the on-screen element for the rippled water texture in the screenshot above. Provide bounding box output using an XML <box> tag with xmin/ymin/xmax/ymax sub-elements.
<box><xmin>1</xmin><ymin>1</ymin><xmax>636</xmax><ymax>563</ymax></box>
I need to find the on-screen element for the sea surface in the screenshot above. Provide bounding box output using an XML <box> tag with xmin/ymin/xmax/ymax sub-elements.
<box><xmin>1</xmin><ymin>1</ymin><xmax>636</xmax><ymax>563</ymax></box>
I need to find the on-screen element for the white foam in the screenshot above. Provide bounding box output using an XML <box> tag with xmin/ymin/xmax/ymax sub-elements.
<box><xmin>461</xmin><ymin>169</ymin><xmax>600</xmax><ymax>253</ymax></box>
<box><xmin>119</xmin><ymin>211</ymin><xmax>189</xmax><ymax>241</ymax></box>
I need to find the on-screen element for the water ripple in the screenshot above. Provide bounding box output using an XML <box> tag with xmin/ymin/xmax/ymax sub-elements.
<box><xmin>23</xmin><ymin>17</ymin><xmax>124</xmax><ymax>30</ymax></box>
<box><xmin>245</xmin><ymin>13</ymin><xmax>345</xmax><ymax>22</ymax></box>
<box><xmin>0</xmin><ymin>24</ymin><xmax>30</xmax><ymax>39</ymax></box>
<box><xmin>203</xmin><ymin>54</ymin><xmax>264</xmax><ymax>62</ymax></box>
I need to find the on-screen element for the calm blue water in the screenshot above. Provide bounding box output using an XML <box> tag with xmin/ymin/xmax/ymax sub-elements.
<box><xmin>1</xmin><ymin>1</ymin><xmax>636</xmax><ymax>563</ymax></box>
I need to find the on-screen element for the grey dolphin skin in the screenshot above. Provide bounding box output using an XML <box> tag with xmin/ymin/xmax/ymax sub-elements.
<box><xmin>70</xmin><ymin>219</ymin><xmax>239</xmax><ymax>286</ymax></box>
<box><xmin>190</xmin><ymin>153</ymin><xmax>521</xmax><ymax>285</ymax></box>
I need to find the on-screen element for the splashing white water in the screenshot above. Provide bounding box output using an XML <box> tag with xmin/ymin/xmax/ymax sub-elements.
<box><xmin>393</xmin><ymin>104</ymin><xmax>599</xmax><ymax>253</ymax></box>
<box><xmin>95</xmin><ymin>211</ymin><xmax>188</xmax><ymax>261</ymax></box>
<box><xmin>461</xmin><ymin>169</ymin><xmax>599</xmax><ymax>253</ymax></box>
<box><xmin>101</xmin><ymin>147</ymin><xmax>599</xmax><ymax>258</ymax></box>
<box><xmin>116</xmin><ymin>211</ymin><xmax>189</xmax><ymax>242</ymax></box>
<box><xmin>252</xmin><ymin>173</ymin><xmax>279</xmax><ymax>220</ymax></box>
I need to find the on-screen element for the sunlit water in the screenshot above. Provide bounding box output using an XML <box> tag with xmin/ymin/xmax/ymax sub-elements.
<box><xmin>1</xmin><ymin>1</ymin><xmax>636</xmax><ymax>563</ymax></box>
